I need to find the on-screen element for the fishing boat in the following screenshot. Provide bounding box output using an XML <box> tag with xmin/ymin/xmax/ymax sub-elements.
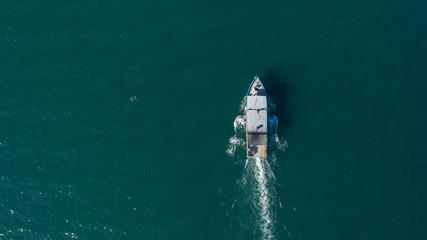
<box><xmin>246</xmin><ymin>76</ymin><xmax>268</xmax><ymax>158</ymax></box>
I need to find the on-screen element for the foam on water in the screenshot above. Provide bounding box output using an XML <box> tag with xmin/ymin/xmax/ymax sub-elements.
<box><xmin>233</xmin><ymin>115</ymin><xmax>246</xmax><ymax>133</ymax></box>
<box><xmin>236</xmin><ymin>157</ymin><xmax>277</xmax><ymax>239</ymax></box>
<box><xmin>226</xmin><ymin>134</ymin><xmax>245</xmax><ymax>157</ymax></box>
<box><xmin>253</xmin><ymin>157</ymin><xmax>276</xmax><ymax>239</ymax></box>
<box><xmin>226</xmin><ymin>115</ymin><xmax>246</xmax><ymax>157</ymax></box>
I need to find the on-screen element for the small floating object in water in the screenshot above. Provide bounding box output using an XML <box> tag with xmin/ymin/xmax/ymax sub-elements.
<box><xmin>130</xmin><ymin>96</ymin><xmax>138</xmax><ymax>102</ymax></box>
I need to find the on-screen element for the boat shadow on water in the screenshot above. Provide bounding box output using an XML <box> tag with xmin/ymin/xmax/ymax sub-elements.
<box><xmin>262</xmin><ymin>69</ymin><xmax>291</xmax><ymax>133</ymax></box>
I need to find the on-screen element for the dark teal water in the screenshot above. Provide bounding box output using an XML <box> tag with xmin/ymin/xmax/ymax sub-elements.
<box><xmin>1</xmin><ymin>0</ymin><xmax>427</xmax><ymax>239</ymax></box>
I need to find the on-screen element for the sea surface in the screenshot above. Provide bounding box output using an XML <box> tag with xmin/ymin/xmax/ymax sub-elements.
<box><xmin>1</xmin><ymin>0</ymin><xmax>427</xmax><ymax>239</ymax></box>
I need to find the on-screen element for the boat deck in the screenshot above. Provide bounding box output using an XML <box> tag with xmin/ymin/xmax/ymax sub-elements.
<box><xmin>246</xmin><ymin>77</ymin><xmax>268</xmax><ymax>158</ymax></box>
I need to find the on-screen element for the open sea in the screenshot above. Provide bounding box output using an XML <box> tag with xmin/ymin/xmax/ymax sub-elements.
<box><xmin>1</xmin><ymin>0</ymin><xmax>427</xmax><ymax>239</ymax></box>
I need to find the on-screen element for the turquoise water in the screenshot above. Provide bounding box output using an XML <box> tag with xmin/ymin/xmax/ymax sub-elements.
<box><xmin>1</xmin><ymin>0</ymin><xmax>427</xmax><ymax>239</ymax></box>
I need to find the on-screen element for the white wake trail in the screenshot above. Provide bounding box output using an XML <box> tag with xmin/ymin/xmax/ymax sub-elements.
<box><xmin>240</xmin><ymin>157</ymin><xmax>277</xmax><ymax>239</ymax></box>
<box><xmin>254</xmin><ymin>157</ymin><xmax>276</xmax><ymax>240</ymax></box>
